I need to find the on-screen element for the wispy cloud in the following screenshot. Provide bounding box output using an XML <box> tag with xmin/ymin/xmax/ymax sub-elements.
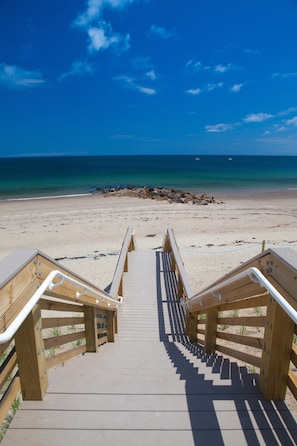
<box><xmin>59</xmin><ymin>60</ymin><xmax>94</xmax><ymax>81</ymax></box>
<box><xmin>185</xmin><ymin>59</ymin><xmax>238</xmax><ymax>74</ymax></box>
<box><xmin>146</xmin><ymin>69</ymin><xmax>156</xmax><ymax>80</ymax></box>
<box><xmin>114</xmin><ymin>75</ymin><xmax>156</xmax><ymax>95</ymax></box>
<box><xmin>205</xmin><ymin>123</ymin><xmax>236</xmax><ymax>133</ymax></box>
<box><xmin>0</xmin><ymin>63</ymin><xmax>46</xmax><ymax>89</ymax></box>
<box><xmin>149</xmin><ymin>25</ymin><xmax>177</xmax><ymax>40</ymax></box>
<box><xmin>186</xmin><ymin>82</ymin><xmax>223</xmax><ymax>95</ymax></box>
<box><xmin>185</xmin><ymin>59</ymin><xmax>210</xmax><ymax>73</ymax></box>
<box><xmin>243</xmin><ymin>112</ymin><xmax>273</xmax><ymax>123</ymax></box>
<box><xmin>214</xmin><ymin>63</ymin><xmax>233</xmax><ymax>73</ymax></box>
<box><xmin>244</xmin><ymin>48</ymin><xmax>261</xmax><ymax>56</ymax></box>
<box><xmin>286</xmin><ymin>116</ymin><xmax>297</xmax><ymax>126</ymax></box>
<box><xmin>62</xmin><ymin>0</ymin><xmax>137</xmax><ymax>80</ymax></box>
<box><xmin>75</xmin><ymin>0</ymin><xmax>135</xmax><ymax>28</ymax></box>
<box><xmin>272</xmin><ymin>71</ymin><xmax>297</xmax><ymax>79</ymax></box>
<box><xmin>205</xmin><ymin>107</ymin><xmax>297</xmax><ymax>136</ymax></box>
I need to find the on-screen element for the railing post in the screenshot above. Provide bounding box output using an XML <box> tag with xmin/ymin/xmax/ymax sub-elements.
<box><xmin>205</xmin><ymin>307</ymin><xmax>218</xmax><ymax>353</ymax></box>
<box><xmin>14</xmin><ymin>303</ymin><xmax>48</xmax><ymax>400</ymax></box>
<box><xmin>106</xmin><ymin>310</ymin><xmax>116</xmax><ymax>342</ymax></box>
<box><xmin>259</xmin><ymin>296</ymin><xmax>295</xmax><ymax>400</ymax></box>
<box><xmin>84</xmin><ymin>305</ymin><xmax>98</xmax><ymax>352</ymax></box>
<box><xmin>186</xmin><ymin>311</ymin><xmax>198</xmax><ymax>342</ymax></box>
<box><xmin>177</xmin><ymin>274</ymin><xmax>184</xmax><ymax>303</ymax></box>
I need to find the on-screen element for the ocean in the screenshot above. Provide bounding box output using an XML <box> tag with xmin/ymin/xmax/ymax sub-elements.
<box><xmin>0</xmin><ymin>155</ymin><xmax>297</xmax><ymax>200</ymax></box>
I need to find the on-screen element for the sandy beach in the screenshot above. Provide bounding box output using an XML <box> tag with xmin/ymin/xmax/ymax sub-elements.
<box><xmin>1</xmin><ymin>191</ymin><xmax>297</xmax><ymax>293</ymax></box>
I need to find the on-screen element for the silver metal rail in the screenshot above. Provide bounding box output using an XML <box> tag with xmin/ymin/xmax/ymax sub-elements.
<box><xmin>0</xmin><ymin>270</ymin><xmax>121</xmax><ymax>344</ymax></box>
<box><xmin>185</xmin><ymin>266</ymin><xmax>297</xmax><ymax>325</ymax></box>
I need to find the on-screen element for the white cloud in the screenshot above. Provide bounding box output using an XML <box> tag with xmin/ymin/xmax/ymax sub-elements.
<box><xmin>87</xmin><ymin>24</ymin><xmax>130</xmax><ymax>52</ymax></box>
<box><xmin>185</xmin><ymin>82</ymin><xmax>222</xmax><ymax>95</ymax></box>
<box><xmin>214</xmin><ymin>63</ymin><xmax>233</xmax><ymax>73</ymax></box>
<box><xmin>185</xmin><ymin>59</ymin><xmax>210</xmax><ymax>72</ymax></box>
<box><xmin>230</xmin><ymin>83</ymin><xmax>243</xmax><ymax>92</ymax></box>
<box><xmin>149</xmin><ymin>25</ymin><xmax>177</xmax><ymax>40</ymax></box>
<box><xmin>272</xmin><ymin>71</ymin><xmax>297</xmax><ymax>78</ymax></box>
<box><xmin>114</xmin><ymin>75</ymin><xmax>156</xmax><ymax>95</ymax></box>
<box><xmin>207</xmin><ymin>82</ymin><xmax>223</xmax><ymax>91</ymax></box>
<box><xmin>0</xmin><ymin>63</ymin><xmax>46</xmax><ymax>89</ymax></box>
<box><xmin>244</xmin><ymin>48</ymin><xmax>261</xmax><ymax>56</ymax></box>
<box><xmin>75</xmin><ymin>0</ymin><xmax>135</xmax><ymax>27</ymax></box>
<box><xmin>286</xmin><ymin>116</ymin><xmax>297</xmax><ymax>126</ymax></box>
<box><xmin>243</xmin><ymin>112</ymin><xmax>273</xmax><ymax>123</ymax></box>
<box><xmin>59</xmin><ymin>60</ymin><xmax>94</xmax><ymax>81</ymax></box>
<box><xmin>186</xmin><ymin>88</ymin><xmax>202</xmax><ymax>95</ymax></box>
<box><xmin>73</xmin><ymin>0</ymin><xmax>134</xmax><ymax>57</ymax></box>
<box><xmin>146</xmin><ymin>69</ymin><xmax>156</xmax><ymax>80</ymax></box>
<box><xmin>205</xmin><ymin>123</ymin><xmax>235</xmax><ymax>133</ymax></box>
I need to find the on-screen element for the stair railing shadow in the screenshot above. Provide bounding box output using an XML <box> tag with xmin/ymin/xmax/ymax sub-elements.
<box><xmin>155</xmin><ymin>251</ymin><xmax>297</xmax><ymax>446</ymax></box>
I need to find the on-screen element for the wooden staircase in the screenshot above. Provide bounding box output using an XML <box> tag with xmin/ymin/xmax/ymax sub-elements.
<box><xmin>2</xmin><ymin>250</ymin><xmax>297</xmax><ymax>445</ymax></box>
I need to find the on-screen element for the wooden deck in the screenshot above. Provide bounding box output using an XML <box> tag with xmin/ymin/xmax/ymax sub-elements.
<box><xmin>2</xmin><ymin>250</ymin><xmax>297</xmax><ymax>445</ymax></box>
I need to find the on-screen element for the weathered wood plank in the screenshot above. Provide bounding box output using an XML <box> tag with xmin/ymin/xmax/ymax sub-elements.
<box><xmin>43</xmin><ymin>331</ymin><xmax>86</xmax><ymax>350</ymax></box>
<box><xmin>216</xmin><ymin>344</ymin><xmax>262</xmax><ymax>368</ymax></box>
<box><xmin>0</xmin><ymin>340</ymin><xmax>13</xmax><ymax>357</ymax></box>
<box><xmin>46</xmin><ymin>345</ymin><xmax>86</xmax><ymax>370</ymax></box>
<box><xmin>291</xmin><ymin>344</ymin><xmax>297</xmax><ymax>368</ymax></box>
<box><xmin>40</xmin><ymin>298</ymin><xmax>83</xmax><ymax>313</ymax></box>
<box><xmin>0</xmin><ymin>376</ymin><xmax>21</xmax><ymax>425</ymax></box>
<box><xmin>288</xmin><ymin>370</ymin><xmax>297</xmax><ymax>400</ymax></box>
<box><xmin>42</xmin><ymin>317</ymin><xmax>84</xmax><ymax>329</ymax></box>
<box><xmin>0</xmin><ymin>349</ymin><xmax>18</xmax><ymax>390</ymax></box>
<box><xmin>0</xmin><ymin>278</ymin><xmax>40</xmax><ymax>334</ymax></box>
<box><xmin>217</xmin><ymin>315</ymin><xmax>266</xmax><ymax>327</ymax></box>
<box><xmin>218</xmin><ymin>294</ymin><xmax>268</xmax><ymax>312</ymax></box>
<box><xmin>217</xmin><ymin>332</ymin><xmax>264</xmax><ymax>350</ymax></box>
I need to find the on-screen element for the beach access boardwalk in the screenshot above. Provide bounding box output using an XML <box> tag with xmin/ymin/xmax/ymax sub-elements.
<box><xmin>2</xmin><ymin>248</ymin><xmax>297</xmax><ymax>445</ymax></box>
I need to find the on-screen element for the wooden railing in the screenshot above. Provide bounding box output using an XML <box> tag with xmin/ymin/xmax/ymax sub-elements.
<box><xmin>0</xmin><ymin>246</ymin><xmax>124</xmax><ymax>429</ymax></box>
<box><xmin>183</xmin><ymin>246</ymin><xmax>297</xmax><ymax>401</ymax></box>
<box><xmin>163</xmin><ymin>228</ymin><xmax>193</xmax><ymax>302</ymax></box>
<box><xmin>109</xmin><ymin>227</ymin><xmax>135</xmax><ymax>299</ymax></box>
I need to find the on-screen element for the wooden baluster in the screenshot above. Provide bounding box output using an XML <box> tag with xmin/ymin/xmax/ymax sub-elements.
<box><xmin>259</xmin><ymin>296</ymin><xmax>295</xmax><ymax>400</ymax></box>
<box><xmin>15</xmin><ymin>303</ymin><xmax>48</xmax><ymax>400</ymax></box>
<box><xmin>186</xmin><ymin>311</ymin><xmax>198</xmax><ymax>342</ymax></box>
<box><xmin>205</xmin><ymin>307</ymin><xmax>218</xmax><ymax>354</ymax></box>
<box><xmin>84</xmin><ymin>305</ymin><xmax>98</xmax><ymax>352</ymax></box>
<box><xmin>106</xmin><ymin>310</ymin><xmax>116</xmax><ymax>342</ymax></box>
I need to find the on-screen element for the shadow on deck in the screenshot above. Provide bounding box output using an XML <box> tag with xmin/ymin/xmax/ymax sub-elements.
<box><xmin>156</xmin><ymin>251</ymin><xmax>297</xmax><ymax>445</ymax></box>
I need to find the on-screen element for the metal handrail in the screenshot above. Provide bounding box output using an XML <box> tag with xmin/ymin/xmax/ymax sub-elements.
<box><xmin>185</xmin><ymin>266</ymin><xmax>297</xmax><ymax>325</ymax></box>
<box><xmin>0</xmin><ymin>270</ymin><xmax>121</xmax><ymax>344</ymax></box>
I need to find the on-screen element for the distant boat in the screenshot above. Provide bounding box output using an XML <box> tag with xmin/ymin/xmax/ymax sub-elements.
<box><xmin>195</xmin><ymin>157</ymin><xmax>200</xmax><ymax>160</ymax></box>
<box><xmin>228</xmin><ymin>157</ymin><xmax>232</xmax><ymax>161</ymax></box>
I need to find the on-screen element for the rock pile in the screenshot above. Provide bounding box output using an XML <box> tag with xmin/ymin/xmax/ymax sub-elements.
<box><xmin>98</xmin><ymin>186</ymin><xmax>219</xmax><ymax>205</ymax></box>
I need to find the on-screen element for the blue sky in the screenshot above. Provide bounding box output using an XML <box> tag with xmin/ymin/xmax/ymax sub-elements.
<box><xmin>1</xmin><ymin>0</ymin><xmax>297</xmax><ymax>157</ymax></box>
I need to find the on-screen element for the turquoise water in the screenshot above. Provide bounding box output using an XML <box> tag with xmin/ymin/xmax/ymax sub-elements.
<box><xmin>0</xmin><ymin>155</ymin><xmax>297</xmax><ymax>200</ymax></box>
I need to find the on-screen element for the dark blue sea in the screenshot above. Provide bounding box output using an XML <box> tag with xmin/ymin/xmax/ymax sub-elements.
<box><xmin>0</xmin><ymin>155</ymin><xmax>297</xmax><ymax>200</ymax></box>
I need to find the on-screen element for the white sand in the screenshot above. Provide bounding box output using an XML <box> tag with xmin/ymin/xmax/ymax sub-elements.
<box><xmin>1</xmin><ymin>191</ymin><xmax>297</xmax><ymax>293</ymax></box>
